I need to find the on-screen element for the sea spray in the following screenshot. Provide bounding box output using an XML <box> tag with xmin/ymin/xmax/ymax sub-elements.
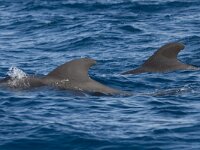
<box><xmin>7</xmin><ymin>66</ymin><xmax>27</xmax><ymax>79</ymax></box>
<box><xmin>7</xmin><ymin>66</ymin><xmax>30</xmax><ymax>88</ymax></box>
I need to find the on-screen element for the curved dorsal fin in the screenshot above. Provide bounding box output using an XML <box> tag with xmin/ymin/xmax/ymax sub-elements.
<box><xmin>142</xmin><ymin>42</ymin><xmax>185</xmax><ymax>67</ymax></box>
<box><xmin>150</xmin><ymin>42</ymin><xmax>185</xmax><ymax>60</ymax></box>
<box><xmin>46</xmin><ymin>58</ymin><xmax>96</xmax><ymax>82</ymax></box>
<box><xmin>122</xmin><ymin>42</ymin><xmax>188</xmax><ymax>75</ymax></box>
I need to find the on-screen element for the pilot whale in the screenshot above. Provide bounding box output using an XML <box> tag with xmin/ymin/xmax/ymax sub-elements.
<box><xmin>122</xmin><ymin>42</ymin><xmax>199</xmax><ymax>75</ymax></box>
<box><xmin>0</xmin><ymin>58</ymin><xmax>126</xmax><ymax>96</ymax></box>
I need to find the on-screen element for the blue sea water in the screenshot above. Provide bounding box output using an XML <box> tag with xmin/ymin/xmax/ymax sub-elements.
<box><xmin>0</xmin><ymin>0</ymin><xmax>200</xmax><ymax>149</ymax></box>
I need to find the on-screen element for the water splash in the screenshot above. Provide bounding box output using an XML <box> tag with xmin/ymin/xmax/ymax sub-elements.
<box><xmin>7</xmin><ymin>66</ymin><xmax>27</xmax><ymax>79</ymax></box>
<box><xmin>6</xmin><ymin>66</ymin><xmax>31</xmax><ymax>88</ymax></box>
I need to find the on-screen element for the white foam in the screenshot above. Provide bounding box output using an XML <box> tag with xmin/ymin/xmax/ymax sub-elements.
<box><xmin>7</xmin><ymin>66</ymin><xmax>27</xmax><ymax>79</ymax></box>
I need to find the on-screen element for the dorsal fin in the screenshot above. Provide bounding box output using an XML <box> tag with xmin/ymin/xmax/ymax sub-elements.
<box><xmin>150</xmin><ymin>42</ymin><xmax>185</xmax><ymax>60</ymax></box>
<box><xmin>122</xmin><ymin>42</ymin><xmax>188</xmax><ymax>75</ymax></box>
<box><xmin>142</xmin><ymin>42</ymin><xmax>185</xmax><ymax>67</ymax></box>
<box><xmin>46</xmin><ymin>58</ymin><xmax>96</xmax><ymax>82</ymax></box>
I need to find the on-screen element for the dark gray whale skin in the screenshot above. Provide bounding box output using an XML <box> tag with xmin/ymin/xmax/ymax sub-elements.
<box><xmin>0</xmin><ymin>76</ymin><xmax>44</xmax><ymax>89</ymax></box>
<box><xmin>122</xmin><ymin>42</ymin><xmax>199</xmax><ymax>75</ymax></box>
<box><xmin>0</xmin><ymin>58</ymin><xmax>128</xmax><ymax>96</ymax></box>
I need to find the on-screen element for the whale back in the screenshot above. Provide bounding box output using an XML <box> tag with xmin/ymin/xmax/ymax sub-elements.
<box><xmin>43</xmin><ymin>58</ymin><xmax>125</xmax><ymax>95</ymax></box>
<box><xmin>122</xmin><ymin>42</ymin><xmax>196</xmax><ymax>74</ymax></box>
<box><xmin>0</xmin><ymin>76</ymin><xmax>44</xmax><ymax>89</ymax></box>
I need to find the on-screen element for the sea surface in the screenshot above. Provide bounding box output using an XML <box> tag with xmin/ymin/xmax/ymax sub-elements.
<box><xmin>0</xmin><ymin>0</ymin><xmax>200</xmax><ymax>150</ymax></box>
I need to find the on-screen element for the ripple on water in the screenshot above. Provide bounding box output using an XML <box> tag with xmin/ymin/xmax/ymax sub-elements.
<box><xmin>0</xmin><ymin>0</ymin><xmax>200</xmax><ymax>150</ymax></box>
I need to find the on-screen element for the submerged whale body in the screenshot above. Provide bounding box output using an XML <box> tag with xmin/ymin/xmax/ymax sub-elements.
<box><xmin>0</xmin><ymin>58</ymin><xmax>126</xmax><ymax>96</ymax></box>
<box><xmin>122</xmin><ymin>42</ymin><xmax>199</xmax><ymax>75</ymax></box>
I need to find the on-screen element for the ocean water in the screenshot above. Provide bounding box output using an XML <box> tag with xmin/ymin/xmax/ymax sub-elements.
<box><xmin>0</xmin><ymin>0</ymin><xmax>200</xmax><ymax>150</ymax></box>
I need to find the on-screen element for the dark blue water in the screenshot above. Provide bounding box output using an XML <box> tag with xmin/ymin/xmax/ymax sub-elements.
<box><xmin>1</xmin><ymin>0</ymin><xmax>200</xmax><ymax>150</ymax></box>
